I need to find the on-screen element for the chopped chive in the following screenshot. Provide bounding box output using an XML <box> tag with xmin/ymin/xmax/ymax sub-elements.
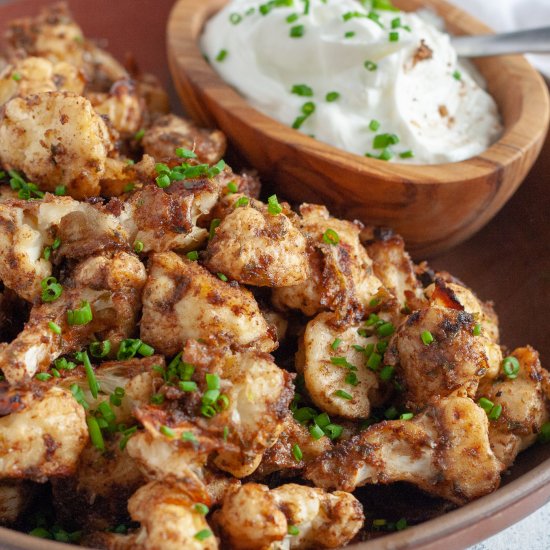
<box><xmin>160</xmin><ymin>425</ymin><xmax>175</xmax><ymax>438</ymax></box>
<box><xmin>216</xmin><ymin>49</ymin><xmax>228</xmax><ymax>62</ymax></box>
<box><xmin>206</xmin><ymin>373</ymin><xmax>220</xmax><ymax>390</ymax></box>
<box><xmin>369</xmin><ymin>119</ymin><xmax>380</xmax><ymax>132</ymax></box>
<box><xmin>364</xmin><ymin>60</ymin><xmax>378</xmax><ymax>71</ymax></box>
<box><xmin>502</xmin><ymin>356</ymin><xmax>520</xmax><ymax>379</ymax></box>
<box><xmin>331</xmin><ymin>338</ymin><xmax>342</xmax><ymax>351</ymax></box>
<box><xmin>12</xmin><ymin>72</ymin><xmax>22</xmax><ymax>82</ymax></box>
<box><xmin>179</xmin><ymin>381</ymin><xmax>198</xmax><ymax>392</ymax></box>
<box><xmin>133</xmin><ymin>240</ymin><xmax>144</xmax><ymax>254</ymax></box>
<box><xmin>186</xmin><ymin>251</ymin><xmax>199</xmax><ymax>261</ymax></box>
<box><xmin>89</xmin><ymin>340</ymin><xmax>111</xmax><ymax>358</ymax></box>
<box><xmin>35</xmin><ymin>372</ymin><xmax>52</xmax><ymax>381</ymax></box>
<box><xmin>288</xmin><ymin>525</ymin><xmax>300</xmax><ymax>536</ymax></box>
<box><xmin>400</xmin><ymin>412</ymin><xmax>414</xmax><ymax>420</ymax></box>
<box><xmin>194</xmin><ymin>529</ymin><xmax>212</xmax><ymax>541</ymax></box>
<box><xmin>78</xmin><ymin>351</ymin><xmax>100</xmax><ymax>399</ymax></box>
<box><xmin>396</xmin><ymin>518</ymin><xmax>408</xmax><ymax>530</ymax></box>
<box><xmin>488</xmin><ymin>404</ymin><xmax>502</xmax><ymax>421</ymax></box>
<box><xmin>309</xmin><ymin>423</ymin><xmax>325</xmax><ymax>440</ymax></box>
<box><xmin>326</xmin><ymin>91</ymin><xmax>340</xmax><ymax>102</ymax></box>
<box><xmin>478</xmin><ymin>397</ymin><xmax>494</xmax><ymax>413</ymax></box>
<box><xmin>291</xmin><ymin>84</ymin><xmax>314</xmax><ymax>97</ymax></box>
<box><xmin>40</xmin><ymin>276</ymin><xmax>62</xmax><ymax>303</ymax></box>
<box><xmin>267</xmin><ymin>194</ymin><xmax>283</xmax><ymax>215</ymax></box>
<box><xmin>389</xmin><ymin>31</ymin><xmax>399</xmax><ymax>42</ymax></box>
<box><xmin>344</xmin><ymin>31</ymin><xmax>356</xmax><ymax>38</ymax></box>
<box><xmin>373</xmin><ymin>133</ymin><xmax>400</xmax><ymax>149</ymax></box>
<box><xmin>334</xmin><ymin>389</ymin><xmax>353</xmax><ymax>400</ymax></box>
<box><xmin>292</xmin><ymin>443</ymin><xmax>303</xmax><ymax>462</ymax></box>
<box><xmin>377</xmin><ymin>322</ymin><xmax>395</xmax><ymax>337</ymax></box>
<box><xmin>87</xmin><ymin>416</ymin><xmax>104</xmax><ymax>451</ymax></box>
<box><xmin>134</xmin><ymin>128</ymin><xmax>145</xmax><ymax>141</ymax></box>
<box><xmin>453</xmin><ymin>70</ymin><xmax>462</xmax><ymax>80</ymax></box>
<box><xmin>48</xmin><ymin>321</ymin><xmax>61</xmax><ymax>334</ymax></box>
<box><xmin>194</xmin><ymin>503</ymin><xmax>209</xmax><ymax>515</ymax></box>
<box><xmin>150</xmin><ymin>393</ymin><xmax>165</xmax><ymax>405</ymax></box>
<box><xmin>391</xmin><ymin>17</ymin><xmax>401</xmax><ymax>29</ymax></box>
<box><xmin>421</xmin><ymin>330</ymin><xmax>434</xmax><ymax>345</ymax></box>
<box><xmin>385</xmin><ymin>406</ymin><xmax>399</xmax><ymax>419</ymax></box>
<box><xmin>226</xmin><ymin>181</ymin><xmax>238</xmax><ymax>194</ymax></box>
<box><xmin>182</xmin><ymin>431</ymin><xmax>197</xmax><ymax>443</ymax></box>
<box><xmin>290</xmin><ymin>25</ymin><xmax>305</xmax><ymax>38</ymax></box>
<box><xmin>324</xmin><ymin>423</ymin><xmax>343</xmax><ymax>440</ymax></box>
<box><xmin>473</xmin><ymin>323</ymin><xmax>482</xmax><ymax>336</ymax></box>
<box><xmin>70</xmin><ymin>383</ymin><xmax>89</xmax><ymax>409</ymax></box>
<box><xmin>286</xmin><ymin>13</ymin><xmax>299</xmax><ymax>23</ymax></box>
<box><xmin>399</xmin><ymin>150</ymin><xmax>414</xmax><ymax>159</ymax></box>
<box><xmin>376</xmin><ymin>340</ymin><xmax>388</xmax><ymax>353</ymax></box>
<box><xmin>235</xmin><ymin>196</ymin><xmax>249</xmax><ymax>208</ymax></box>
<box><xmin>315</xmin><ymin>412</ymin><xmax>330</xmax><ymax>428</ymax></box>
<box><xmin>217</xmin><ymin>272</ymin><xmax>228</xmax><ymax>282</ymax></box>
<box><xmin>538</xmin><ymin>422</ymin><xmax>550</xmax><ymax>444</ymax></box>
<box><xmin>223</xmin><ymin>426</ymin><xmax>230</xmax><ymax>440</ymax></box>
<box><xmin>54</xmin><ymin>185</ymin><xmax>66</xmax><ymax>196</ymax></box>
<box><xmin>345</xmin><ymin>372</ymin><xmax>359</xmax><ymax>386</ymax></box>
<box><xmin>367</xmin><ymin>352</ymin><xmax>382</xmax><ymax>371</ymax></box>
<box><xmin>229</xmin><ymin>13</ymin><xmax>242</xmax><ymax>24</ymax></box>
<box><xmin>322</xmin><ymin>228</ymin><xmax>340</xmax><ymax>245</ymax></box>
<box><xmin>294</xmin><ymin>407</ymin><xmax>317</xmax><ymax>423</ymax></box>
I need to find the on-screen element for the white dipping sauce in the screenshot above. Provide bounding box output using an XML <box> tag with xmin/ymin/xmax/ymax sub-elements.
<box><xmin>201</xmin><ymin>0</ymin><xmax>502</xmax><ymax>164</ymax></box>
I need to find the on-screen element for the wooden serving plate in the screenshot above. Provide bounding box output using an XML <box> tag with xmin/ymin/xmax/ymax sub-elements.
<box><xmin>0</xmin><ymin>1</ymin><xmax>548</xmax><ymax>549</ymax></box>
<box><xmin>167</xmin><ymin>0</ymin><xmax>550</xmax><ymax>257</ymax></box>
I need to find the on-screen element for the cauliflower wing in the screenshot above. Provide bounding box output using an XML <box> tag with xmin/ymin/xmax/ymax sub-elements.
<box><xmin>140</xmin><ymin>252</ymin><xmax>276</xmax><ymax>355</ymax></box>
<box><xmin>0</xmin><ymin>385</ymin><xmax>88</xmax><ymax>482</ymax></box>
<box><xmin>305</xmin><ymin>394</ymin><xmax>503</xmax><ymax>504</ymax></box>
<box><xmin>272</xmin><ymin>204</ymin><xmax>382</xmax><ymax>323</ymax></box>
<box><xmin>0</xmin><ymin>91</ymin><xmax>113</xmax><ymax>198</ymax></box>
<box><xmin>142</xmin><ymin>114</ymin><xmax>226</xmax><ymax>165</ymax></box>
<box><xmin>215</xmin><ymin>482</ymin><xmax>363</xmax><ymax>550</ymax></box>
<box><xmin>204</xmin><ymin>195</ymin><xmax>308</xmax><ymax>287</ymax></box>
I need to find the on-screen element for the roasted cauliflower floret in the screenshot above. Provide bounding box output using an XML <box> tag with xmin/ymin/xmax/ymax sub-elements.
<box><xmin>142</xmin><ymin>114</ymin><xmax>226</xmax><ymax>165</ymax></box>
<box><xmin>305</xmin><ymin>394</ymin><xmax>504</xmax><ymax>504</ymax></box>
<box><xmin>0</xmin><ymin>91</ymin><xmax>113</xmax><ymax>199</ymax></box>
<box><xmin>86</xmin><ymin>480</ymin><xmax>218</xmax><ymax>550</ymax></box>
<box><xmin>204</xmin><ymin>195</ymin><xmax>308</xmax><ymax>287</ymax></box>
<box><xmin>140</xmin><ymin>252</ymin><xmax>277</xmax><ymax>355</ymax></box>
<box><xmin>272</xmin><ymin>204</ymin><xmax>382</xmax><ymax>323</ymax></box>
<box><xmin>215</xmin><ymin>482</ymin><xmax>363</xmax><ymax>550</ymax></box>
<box><xmin>298</xmin><ymin>312</ymin><xmax>389</xmax><ymax>420</ymax></box>
<box><xmin>0</xmin><ymin>56</ymin><xmax>84</xmax><ymax>106</ymax></box>
<box><xmin>385</xmin><ymin>306</ymin><xmax>496</xmax><ymax>411</ymax></box>
<box><xmin>88</xmin><ymin>79</ymin><xmax>145</xmax><ymax>135</ymax></box>
<box><xmin>0</xmin><ymin>480</ymin><xmax>36</xmax><ymax>526</ymax></box>
<box><xmin>0</xmin><ymin>385</ymin><xmax>88</xmax><ymax>482</ymax></box>
<box><xmin>0</xmin><ymin>251</ymin><xmax>146</xmax><ymax>383</ymax></box>
<box><xmin>477</xmin><ymin>346</ymin><xmax>550</xmax><ymax>468</ymax></box>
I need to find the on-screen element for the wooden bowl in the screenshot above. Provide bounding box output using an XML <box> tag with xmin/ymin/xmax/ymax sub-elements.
<box><xmin>167</xmin><ymin>0</ymin><xmax>550</xmax><ymax>257</ymax></box>
<box><xmin>0</xmin><ymin>1</ymin><xmax>549</xmax><ymax>550</ymax></box>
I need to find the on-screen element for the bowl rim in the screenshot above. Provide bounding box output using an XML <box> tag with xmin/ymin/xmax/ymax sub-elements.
<box><xmin>166</xmin><ymin>0</ymin><xmax>550</xmax><ymax>185</ymax></box>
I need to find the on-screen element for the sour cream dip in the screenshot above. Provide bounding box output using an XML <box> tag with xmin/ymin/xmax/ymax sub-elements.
<box><xmin>201</xmin><ymin>0</ymin><xmax>502</xmax><ymax>164</ymax></box>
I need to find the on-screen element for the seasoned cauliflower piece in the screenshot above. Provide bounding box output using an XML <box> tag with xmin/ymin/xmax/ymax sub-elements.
<box><xmin>0</xmin><ymin>251</ymin><xmax>146</xmax><ymax>384</ymax></box>
<box><xmin>426</xmin><ymin>278</ymin><xmax>500</xmax><ymax>344</ymax></box>
<box><xmin>204</xmin><ymin>195</ymin><xmax>308</xmax><ymax>287</ymax></box>
<box><xmin>88</xmin><ymin>79</ymin><xmax>144</xmax><ymax>135</ymax></box>
<box><xmin>477</xmin><ymin>346</ymin><xmax>550</xmax><ymax>468</ymax></box>
<box><xmin>0</xmin><ymin>56</ymin><xmax>84</xmax><ymax>106</ymax></box>
<box><xmin>385</xmin><ymin>305</ymin><xmax>496</xmax><ymax>411</ymax></box>
<box><xmin>305</xmin><ymin>394</ymin><xmax>504</xmax><ymax>504</ymax></box>
<box><xmin>272</xmin><ymin>204</ymin><xmax>382</xmax><ymax>323</ymax></box>
<box><xmin>125</xmin><ymin>180</ymin><xmax>220</xmax><ymax>254</ymax></box>
<box><xmin>86</xmin><ymin>480</ymin><xmax>218</xmax><ymax>550</ymax></box>
<box><xmin>0</xmin><ymin>385</ymin><xmax>88</xmax><ymax>482</ymax></box>
<box><xmin>0</xmin><ymin>91</ymin><xmax>112</xmax><ymax>198</ymax></box>
<box><xmin>216</xmin><ymin>482</ymin><xmax>363</xmax><ymax>550</ymax></box>
<box><xmin>140</xmin><ymin>252</ymin><xmax>276</xmax><ymax>355</ymax></box>
<box><xmin>142</xmin><ymin>114</ymin><xmax>226</xmax><ymax>165</ymax></box>
<box><xmin>298</xmin><ymin>312</ymin><xmax>388</xmax><ymax>419</ymax></box>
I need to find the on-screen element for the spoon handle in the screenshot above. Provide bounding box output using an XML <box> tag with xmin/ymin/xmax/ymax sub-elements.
<box><xmin>451</xmin><ymin>26</ymin><xmax>550</xmax><ymax>57</ymax></box>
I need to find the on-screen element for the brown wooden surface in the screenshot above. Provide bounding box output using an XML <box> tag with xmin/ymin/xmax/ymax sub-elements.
<box><xmin>0</xmin><ymin>0</ymin><xmax>548</xmax><ymax>549</ymax></box>
<box><xmin>167</xmin><ymin>0</ymin><xmax>549</xmax><ymax>257</ymax></box>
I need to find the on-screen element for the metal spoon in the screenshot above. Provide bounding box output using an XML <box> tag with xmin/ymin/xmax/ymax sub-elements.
<box><xmin>451</xmin><ymin>26</ymin><xmax>550</xmax><ymax>57</ymax></box>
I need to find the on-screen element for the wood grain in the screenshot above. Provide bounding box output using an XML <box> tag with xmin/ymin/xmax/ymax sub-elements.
<box><xmin>167</xmin><ymin>0</ymin><xmax>550</xmax><ymax>257</ymax></box>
